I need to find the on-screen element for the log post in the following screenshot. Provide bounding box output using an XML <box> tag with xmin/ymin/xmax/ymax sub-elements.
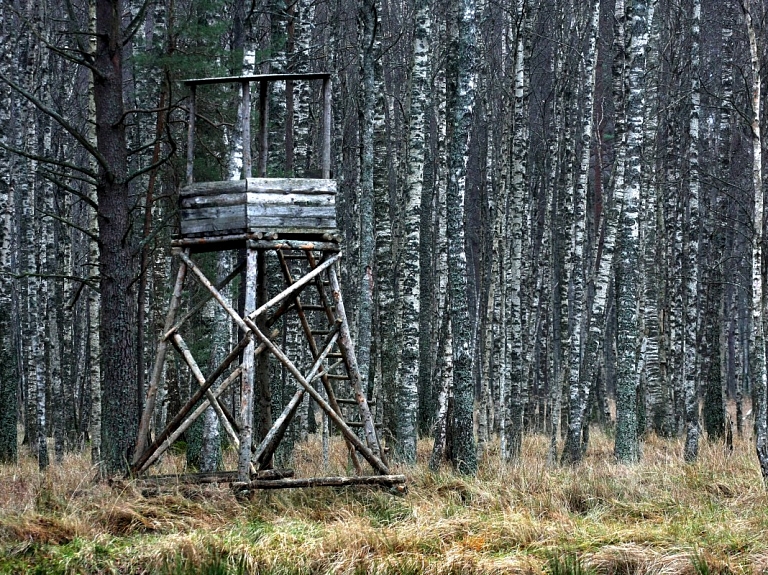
<box><xmin>170</xmin><ymin>333</ymin><xmax>240</xmax><ymax>446</ymax></box>
<box><xmin>254</xmin><ymin>328</ymin><xmax>340</xmax><ymax>468</ymax></box>
<box><xmin>242</xmin><ymin>81</ymin><xmax>252</xmax><ymax>178</ymax></box>
<box><xmin>256</xmin><ymin>250</ymin><xmax>272</xmax><ymax>462</ymax></box>
<box><xmin>137</xmin><ymin>367</ymin><xmax>242</xmax><ymax>473</ymax></box>
<box><xmin>238</xmin><ymin>248</ymin><xmax>259</xmax><ymax>482</ymax></box>
<box><xmin>186</xmin><ymin>86</ymin><xmax>195</xmax><ymax>185</ymax></box>
<box><xmin>322</xmin><ymin>77</ymin><xmax>331</xmax><ymax>178</ymax></box>
<box><xmin>133</xmin><ymin>255</ymin><xmax>187</xmax><ymax>463</ymax></box>
<box><xmin>132</xmin><ymin>333</ymin><xmax>254</xmax><ymax>474</ymax></box>
<box><xmin>328</xmin><ymin>265</ymin><xmax>382</xmax><ymax>459</ymax></box>
<box><xmin>249</xmin><ymin>322</ymin><xmax>389</xmax><ymax>474</ymax></box>
<box><xmin>259</xmin><ymin>80</ymin><xmax>269</xmax><ymax>177</ymax></box>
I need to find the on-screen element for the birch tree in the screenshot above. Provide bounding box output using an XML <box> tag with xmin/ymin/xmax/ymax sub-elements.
<box><xmin>356</xmin><ymin>0</ymin><xmax>377</xmax><ymax>421</ymax></box>
<box><xmin>742</xmin><ymin>0</ymin><xmax>768</xmax><ymax>483</ymax></box>
<box><xmin>395</xmin><ymin>0</ymin><xmax>431</xmax><ymax>463</ymax></box>
<box><xmin>0</xmin><ymin>6</ymin><xmax>17</xmax><ymax>462</ymax></box>
<box><xmin>562</xmin><ymin>0</ymin><xmax>601</xmax><ymax>464</ymax></box>
<box><xmin>682</xmin><ymin>0</ymin><xmax>701</xmax><ymax>462</ymax></box>
<box><xmin>447</xmin><ymin>0</ymin><xmax>478</xmax><ymax>475</ymax></box>
<box><xmin>615</xmin><ymin>0</ymin><xmax>649</xmax><ymax>464</ymax></box>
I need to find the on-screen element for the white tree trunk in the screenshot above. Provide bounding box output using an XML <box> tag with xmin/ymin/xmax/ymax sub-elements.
<box><xmin>683</xmin><ymin>0</ymin><xmax>701</xmax><ymax>462</ymax></box>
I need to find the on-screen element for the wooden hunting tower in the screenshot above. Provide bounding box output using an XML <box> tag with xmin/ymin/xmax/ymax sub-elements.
<box><xmin>131</xmin><ymin>74</ymin><xmax>402</xmax><ymax>492</ymax></box>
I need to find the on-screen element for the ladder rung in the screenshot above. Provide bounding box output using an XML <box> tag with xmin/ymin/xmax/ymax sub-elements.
<box><xmin>344</xmin><ymin>421</ymin><xmax>382</xmax><ymax>428</ymax></box>
<box><xmin>325</xmin><ymin>374</ymin><xmax>350</xmax><ymax>380</ymax></box>
<box><xmin>337</xmin><ymin>398</ymin><xmax>376</xmax><ymax>406</ymax></box>
<box><xmin>327</xmin><ymin>353</ymin><xmax>343</xmax><ymax>358</ymax></box>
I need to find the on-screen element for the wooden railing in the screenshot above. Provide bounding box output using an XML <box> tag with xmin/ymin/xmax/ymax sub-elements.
<box><xmin>183</xmin><ymin>73</ymin><xmax>332</xmax><ymax>184</ymax></box>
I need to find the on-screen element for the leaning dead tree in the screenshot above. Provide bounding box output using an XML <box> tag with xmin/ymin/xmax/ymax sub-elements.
<box><xmin>131</xmin><ymin>73</ymin><xmax>404</xmax><ymax>492</ymax></box>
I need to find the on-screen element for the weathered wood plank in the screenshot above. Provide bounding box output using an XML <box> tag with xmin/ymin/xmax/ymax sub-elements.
<box><xmin>180</xmin><ymin>179</ymin><xmax>248</xmax><ymax>197</ymax></box>
<box><xmin>246</xmin><ymin>192</ymin><xmax>335</xmax><ymax>206</ymax></box>
<box><xmin>182</xmin><ymin>192</ymin><xmax>334</xmax><ymax>209</ymax></box>
<box><xmin>246</xmin><ymin>205</ymin><xmax>335</xmax><ymax>219</ymax></box>
<box><xmin>246</xmin><ymin>178</ymin><xmax>336</xmax><ymax>195</ymax></box>
<box><xmin>247</xmin><ymin>217</ymin><xmax>336</xmax><ymax>229</ymax></box>
<box><xmin>244</xmin><ymin>475</ymin><xmax>406</xmax><ymax>490</ymax></box>
<box><xmin>137</xmin><ymin>468</ymin><xmax>294</xmax><ymax>486</ymax></box>
<box><xmin>181</xmin><ymin>193</ymin><xmax>248</xmax><ymax>208</ymax></box>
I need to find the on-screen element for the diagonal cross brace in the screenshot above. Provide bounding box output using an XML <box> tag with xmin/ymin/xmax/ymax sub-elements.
<box><xmin>249</xmin><ymin>322</ymin><xmax>390</xmax><ymax>475</ymax></box>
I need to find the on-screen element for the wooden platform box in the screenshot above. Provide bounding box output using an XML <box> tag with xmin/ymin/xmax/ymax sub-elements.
<box><xmin>179</xmin><ymin>178</ymin><xmax>337</xmax><ymax>238</ymax></box>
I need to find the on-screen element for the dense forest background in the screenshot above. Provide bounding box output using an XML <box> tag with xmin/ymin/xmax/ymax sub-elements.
<box><xmin>2</xmin><ymin>0</ymin><xmax>768</xmax><ymax>481</ymax></box>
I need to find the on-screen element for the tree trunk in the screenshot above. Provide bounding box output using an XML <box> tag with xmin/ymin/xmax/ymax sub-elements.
<box><xmin>743</xmin><ymin>0</ymin><xmax>768</xmax><ymax>484</ymax></box>
<box><xmin>683</xmin><ymin>0</ymin><xmax>701</xmax><ymax>462</ymax></box>
<box><xmin>615</xmin><ymin>0</ymin><xmax>649</xmax><ymax>464</ymax></box>
<box><xmin>94</xmin><ymin>0</ymin><xmax>139</xmax><ymax>475</ymax></box>
<box><xmin>395</xmin><ymin>0</ymin><xmax>431</xmax><ymax>463</ymax></box>
<box><xmin>447</xmin><ymin>0</ymin><xmax>478</xmax><ymax>476</ymax></box>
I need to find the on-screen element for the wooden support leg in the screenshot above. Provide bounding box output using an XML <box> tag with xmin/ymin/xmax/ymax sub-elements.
<box><xmin>171</xmin><ymin>333</ymin><xmax>241</xmax><ymax>448</ymax></box>
<box><xmin>328</xmin><ymin>265</ymin><xmax>383</xmax><ymax>460</ymax></box>
<box><xmin>134</xmin><ymin>254</ymin><xmax>188</xmax><ymax>464</ymax></box>
<box><xmin>132</xmin><ymin>334</ymin><xmax>254</xmax><ymax>474</ymax></box>
<box><xmin>250</xmin><ymin>322</ymin><xmax>389</xmax><ymax>475</ymax></box>
<box><xmin>254</xmin><ymin>328</ymin><xmax>341</xmax><ymax>469</ymax></box>
<box><xmin>238</xmin><ymin>248</ymin><xmax>258</xmax><ymax>482</ymax></box>
<box><xmin>138</xmin><ymin>367</ymin><xmax>242</xmax><ymax>473</ymax></box>
<box><xmin>256</xmin><ymin>250</ymin><xmax>272</xmax><ymax>461</ymax></box>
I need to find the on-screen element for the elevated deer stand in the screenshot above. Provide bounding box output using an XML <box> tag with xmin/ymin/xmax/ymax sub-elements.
<box><xmin>131</xmin><ymin>74</ymin><xmax>403</xmax><ymax>492</ymax></box>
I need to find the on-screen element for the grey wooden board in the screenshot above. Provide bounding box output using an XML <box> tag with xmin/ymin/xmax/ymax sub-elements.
<box><xmin>181</xmin><ymin>192</ymin><xmax>334</xmax><ymax>210</ymax></box>
<box><xmin>181</xmin><ymin>193</ymin><xmax>247</xmax><ymax>208</ymax></box>
<box><xmin>180</xmin><ymin>178</ymin><xmax>336</xmax><ymax>198</ymax></box>
<box><xmin>179</xmin><ymin>178</ymin><xmax>337</xmax><ymax>238</ymax></box>
<box><xmin>247</xmin><ymin>216</ymin><xmax>336</xmax><ymax>229</ymax></box>
<box><xmin>246</xmin><ymin>204</ymin><xmax>336</xmax><ymax>218</ymax></box>
<box><xmin>246</xmin><ymin>178</ymin><xmax>337</xmax><ymax>195</ymax></box>
<box><xmin>180</xmin><ymin>180</ymin><xmax>247</xmax><ymax>197</ymax></box>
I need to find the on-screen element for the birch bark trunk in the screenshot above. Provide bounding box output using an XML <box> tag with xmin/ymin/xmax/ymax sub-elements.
<box><xmin>615</xmin><ymin>0</ymin><xmax>649</xmax><ymax>464</ymax></box>
<box><xmin>683</xmin><ymin>0</ymin><xmax>701</xmax><ymax>462</ymax></box>
<box><xmin>0</xmin><ymin>10</ymin><xmax>16</xmax><ymax>460</ymax></box>
<box><xmin>395</xmin><ymin>0</ymin><xmax>431</xmax><ymax>463</ymax></box>
<box><xmin>742</xmin><ymin>0</ymin><xmax>768</xmax><ymax>483</ymax></box>
<box><xmin>356</xmin><ymin>0</ymin><xmax>377</xmax><ymax>419</ymax></box>
<box><xmin>562</xmin><ymin>0</ymin><xmax>601</xmax><ymax>464</ymax></box>
<box><xmin>447</xmin><ymin>0</ymin><xmax>478</xmax><ymax>475</ymax></box>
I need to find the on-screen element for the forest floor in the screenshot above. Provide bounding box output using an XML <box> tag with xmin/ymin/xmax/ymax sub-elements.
<box><xmin>0</xmin><ymin>430</ymin><xmax>766</xmax><ymax>574</ymax></box>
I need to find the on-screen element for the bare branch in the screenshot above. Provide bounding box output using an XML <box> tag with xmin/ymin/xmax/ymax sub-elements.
<box><xmin>119</xmin><ymin>105</ymin><xmax>172</xmax><ymax>125</ymax></box>
<box><xmin>64</xmin><ymin>0</ymin><xmax>93</xmax><ymax>61</ymax></box>
<box><xmin>122</xmin><ymin>0</ymin><xmax>153</xmax><ymax>47</ymax></box>
<box><xmin>132</xmin><ymin>207</ymin><xmax>178</xmax><ymax>256</ymax></box>
<box><xmin>40</xmin><ymin>167</ymin><xmax>98</xmax><ymax>187</ymax></box>
<box><xmin>7</xmin><ymin>271</ymin><xmax>99</xmax><ymax>290</ymax></box>
<box><xmin>40</xmin><ymin>210</ymin><xmax>98</xmax><ymax>241</ymax></box>
<box><xmin>7</xmin><ymin>2</ymin><xmax>98</xmax><ymax>75</ymax></box>
<box><xmin>39</xmin><ymin>171</ymin><xmax>98</xmax><ymax>210</ymax></box>
<box><xmin>0</xmin><ymin>72</ymin><xmax>109</xmax><ymax>170</ymax></box>
<box><xmin>0</xmin><ymin>139</ymin><xmax>98</xmax><ymax>180</ymax></box>
<box><xmin>124</xmin><ymin>151</ymin><xmax>174</xmax><ymax>184</ymax></box>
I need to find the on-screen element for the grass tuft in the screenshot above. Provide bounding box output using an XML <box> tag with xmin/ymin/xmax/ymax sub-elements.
<box><xmin>1</xmin><ymin>429</ymin><xmax>768</xmax><ymax>573</ymax></box>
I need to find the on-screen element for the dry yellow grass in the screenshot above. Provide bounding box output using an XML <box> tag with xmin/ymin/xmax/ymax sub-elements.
<box><xmin>0</xmin><ymin>429</ymin><xmax>766</xmax><ymax>574</ymax></box>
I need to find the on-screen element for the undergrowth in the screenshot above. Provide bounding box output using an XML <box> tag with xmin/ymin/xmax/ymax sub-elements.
<box><xmin>1</xmin><ymin>430</ymin><xmax>767</xmax><ymax>574</ymax></box>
